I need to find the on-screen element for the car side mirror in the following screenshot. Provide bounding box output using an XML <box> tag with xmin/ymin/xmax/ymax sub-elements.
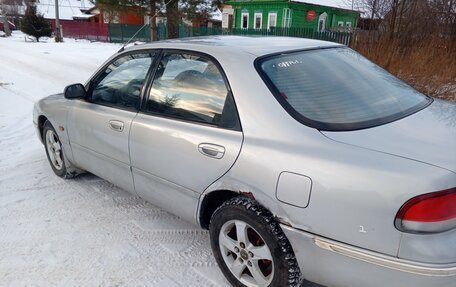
<box><xmin>64</xmin><ymin>83</ymin><xmax>86</xmax><ymax>99</ymax></box>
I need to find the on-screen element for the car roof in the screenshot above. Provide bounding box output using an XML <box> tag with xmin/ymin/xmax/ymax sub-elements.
<box><xmin>124</xmin><ymin>36</ymin><xmax>343</xmax><ymax>57</ymax></box>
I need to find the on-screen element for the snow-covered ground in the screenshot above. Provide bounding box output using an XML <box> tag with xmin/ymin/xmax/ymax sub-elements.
<box><xmin>0</xmin><ymin>32</ymin><xmax>230</xmax><ymax>286</ymax></box>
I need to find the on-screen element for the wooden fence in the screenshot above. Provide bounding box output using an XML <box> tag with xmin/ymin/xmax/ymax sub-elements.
<box><xmin>51</xmin><ymin>21</ymin><xmax>109</xmax><ymax>42</ymax></box>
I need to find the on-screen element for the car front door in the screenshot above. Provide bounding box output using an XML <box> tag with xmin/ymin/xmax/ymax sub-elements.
<box><xmin>67</xmin><ymin>51</ymin><xmax>157</xmax><ymax>192</ymax></box>
<box><xmin>129</xmin><ymin>51</ymin><xmax>243</xmax><ymax>221</ymax></box>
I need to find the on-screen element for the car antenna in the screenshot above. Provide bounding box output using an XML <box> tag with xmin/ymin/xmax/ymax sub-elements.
<box><xmin>118</xmin><ymin>23</ymin><xmax>148</xmax><ymax>53</ymax></box>
<box><xmin>118</xmin><ymin>0</ymin><xmax>174</xmax><ymax>53</ymax></box>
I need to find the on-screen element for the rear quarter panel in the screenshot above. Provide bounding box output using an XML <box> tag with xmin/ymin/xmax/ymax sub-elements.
<box><xmin>203</xmin><ymin>52</ymin><xmax>456</xmax><ymax>259</ymax></box>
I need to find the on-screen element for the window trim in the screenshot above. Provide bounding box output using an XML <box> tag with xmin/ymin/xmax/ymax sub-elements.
<box><xmin>254</xmin><ymin>12</ymin><xmax>262</xmax><ymax>29</ymax></box>
<box><xmin>267</xmin><ymin>12</ymin><xmax>277</xmax><ymax>30</ymax></box>
<box><xmin>241</xmin><ymin>12</ymin><xmax>249</xmax><ymax>29</ymax></box>
<box><xmin>282</xmin><ymin>8</ymin><xmax>292</xmax><ymax>28</ymax></box>
<box><xmin>254</xmin><ymin>47</ymin><xmax>433</xmax><ymax>132</ymax></box>
<box><xmin>140</xmin><ymin>49</ymin><xmax>242</xmax><ymax>132</ymax></box>
<box><xmin>84</xmin><ymin>49</ymin><xmax>161</xmax><ymax>113</ymax></box>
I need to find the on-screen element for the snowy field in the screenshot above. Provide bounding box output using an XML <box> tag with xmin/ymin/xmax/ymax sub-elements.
<box><xmin>0</xmin><ymin>32</ymin><xmax>231</xmax><ymax>287</ymax></box>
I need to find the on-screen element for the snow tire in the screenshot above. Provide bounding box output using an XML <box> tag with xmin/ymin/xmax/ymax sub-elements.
<box><xmin>43</xmin><ymin>120</ymin><xmax>80</xmax><ymax>179</ymax></box>
<box><xmin>210</xmin><ymin>196</ymin><xmax>302</xmax><ymax>287</ymax></box>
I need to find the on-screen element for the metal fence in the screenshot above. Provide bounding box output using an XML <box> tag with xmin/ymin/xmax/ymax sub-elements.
<box><xmin>179</xmin><ymin>26</ymin><xmax>353</xmax><ymax>46</ymax></box>
<box><xmin>108</xmin><ymin>24</ymin><xmax>151</xmax><ymax>43</ymax></box>
<box><xmin>108</xmin><ymin>24</ymin><xmax>353</xmax><ymax>46</ymax></box>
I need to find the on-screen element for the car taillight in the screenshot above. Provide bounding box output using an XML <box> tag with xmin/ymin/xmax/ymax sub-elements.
<box><xmin>395</xmin><ymin>188</ymin><xmax>456</xmax><ymax>233</ymax></box>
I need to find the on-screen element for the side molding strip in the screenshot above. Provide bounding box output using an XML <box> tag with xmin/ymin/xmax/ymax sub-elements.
<box><xmin>314</xmin><ymin>238</ymin><xmax>456</xmax><ymax>277</ymax></box>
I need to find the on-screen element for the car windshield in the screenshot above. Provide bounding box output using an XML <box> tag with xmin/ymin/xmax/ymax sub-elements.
<box><xmin>257</xmin><ymin>48</ymin><xmax>432</xmax><ymax>131</ymax></box>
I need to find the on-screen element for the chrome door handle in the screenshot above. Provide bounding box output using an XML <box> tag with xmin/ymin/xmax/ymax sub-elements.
<box><xmin>109</xmin><ymin>120</ymin><xmax>124</xmax><ymax>132</ymax></box>
<box><xmin>198</xmin><ymin>143</ymin><xmax>225</xmax><ymax>159</ymax></box>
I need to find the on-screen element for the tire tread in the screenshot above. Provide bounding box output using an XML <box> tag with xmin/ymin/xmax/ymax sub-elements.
<box><xmin>211</xmin><ymin>196</ymin><xmax>302</xmax><ymax>287</ymax></box>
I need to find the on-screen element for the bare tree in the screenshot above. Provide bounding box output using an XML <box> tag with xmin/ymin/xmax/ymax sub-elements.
<box><xmin>0</xmin><ymin>0</ymin><xmax>24</xmax><ymax>15</ymax></box>
<box><xmin>350</xmin><ymin>0</ymin><xmax>456</xmax><ymax>101</ymax></box>
<box><xmin>0</xmin><ymin>0</ymin><xmax>22</xmax><ymax>36</ymax></box>
<box><xmin>166</xmin><ymin>0</ymin><xmax>178</xmax><ymax>38</ymax></box>
<box><xmin>149</xmin><ymin>0</ymin><xmax>157</xmax><ymax>41</ymax></box>
<box><xmin>345</xmin><ymin>0</ymin><xmax>391</xmax><ymax>19</ymax></box>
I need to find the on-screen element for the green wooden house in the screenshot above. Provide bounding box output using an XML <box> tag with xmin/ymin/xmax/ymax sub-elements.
<box><xmin>222</xmin><ymin>0</ymin><xmax>359</xmax><ymax>32</ymax></box>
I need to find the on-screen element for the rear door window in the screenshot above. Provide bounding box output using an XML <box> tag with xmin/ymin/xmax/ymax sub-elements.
<box><xmin>145</xmin><ymin>52</ymin><xmax>239</xmax><ymax>129</ymax></box>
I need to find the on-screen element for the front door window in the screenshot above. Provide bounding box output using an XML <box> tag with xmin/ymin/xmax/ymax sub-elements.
<box><xmin>89</xmin><ymin>53</ymin><xmax>155</xmax><ymax>110</ymax></box>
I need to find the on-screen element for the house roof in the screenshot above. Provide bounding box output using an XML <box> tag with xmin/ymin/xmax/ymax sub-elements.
<box><xmin>211</xmin><ymin>9</ymin><xmax>222</xmax><ymax>21</ymax></box>
<box><xmin>72</xmin><ymin>14</ymin><xmax>95</xmax><ymax>20</ymax></box>
<box><xmin>36</xmin><ymin>0</ymin><xmax>94</xmax><ymax>20</ymax></box>
<box><xmin>227</xmin><ymin>0</ymin><xmax>358</xmax><ymax>13</ymax></box>
<box><xmin>291</xmin><ymin>0</ymin><xmax>346</xmax><ymax>8</ymax></box>
<box><xmin>291</xmin><ymin>0</ymin><xmax>359</xmax><ymax>13</ymax></box>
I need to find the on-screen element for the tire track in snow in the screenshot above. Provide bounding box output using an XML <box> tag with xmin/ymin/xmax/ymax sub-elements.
<box><xmin>1</xmin><ymin>33</ymin><xmax>230</xmax><ymax>286</ymax></box>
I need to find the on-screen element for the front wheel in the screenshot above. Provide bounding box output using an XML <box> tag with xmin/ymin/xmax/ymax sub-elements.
<box><xmin>210</xmin><ymin>197</ymin><xmax>301</xmax><ymax>287</ymax></box>
<box><xmin>43</xmin><ymin>121</ymin><xmax>78</xmax><ymax>178</ymax></box>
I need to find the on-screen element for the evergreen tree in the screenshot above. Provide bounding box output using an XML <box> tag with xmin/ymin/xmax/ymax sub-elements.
<box><xmin>20</xmin><ymin>2</ymin><xmax>52</xmax><ymax>42</ymax></box>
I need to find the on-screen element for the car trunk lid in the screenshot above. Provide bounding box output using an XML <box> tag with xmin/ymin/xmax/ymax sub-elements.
<box><xmin>321</xmin><ymin>100</ymin><xmax>456</xmax><ymax>173</ymax></box>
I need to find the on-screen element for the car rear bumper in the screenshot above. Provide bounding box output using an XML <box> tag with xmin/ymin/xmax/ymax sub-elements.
<box><xmin>281</xmin><ymin>225</ymin><xmax>456</xmax><ymax>287</ymax></box>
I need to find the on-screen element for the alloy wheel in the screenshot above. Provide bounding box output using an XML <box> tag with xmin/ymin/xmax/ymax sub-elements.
<box><xmin>219</xmin><ymin>219</ymin><xmax>274</xmax><ymax>287</ymax></box>
<box><xmin>45</xmin><ymin>129</ymin><xmax>64</xmax><ymax>171</ymax></box>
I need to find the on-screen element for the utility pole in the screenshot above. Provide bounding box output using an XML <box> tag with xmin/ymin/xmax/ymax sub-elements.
<box><xmin>54</xmin><ymin>0</ymin><xmax>62</xmax><ymax>42</ymax></box>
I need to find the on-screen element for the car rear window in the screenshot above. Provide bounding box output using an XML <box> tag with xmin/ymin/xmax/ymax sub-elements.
<box><xmin>257</xmin><ymin>48</ymin><xmax>432</xmax><ymax>131</ymax></box>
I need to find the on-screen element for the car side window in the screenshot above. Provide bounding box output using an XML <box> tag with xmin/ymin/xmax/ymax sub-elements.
<box><xmin>146</xmin><ymin>52</ymin><xmax>237</xmax><ymax>128</ymax></box>
<box><xmin>89</xmin><ymin>53</ymin><xmax>155</xmax><ymax>110</ymax></box>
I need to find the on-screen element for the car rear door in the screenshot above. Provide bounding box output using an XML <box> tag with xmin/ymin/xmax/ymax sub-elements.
<box><xmin>67</xmin><ymin>51</ymin><xmax>158</xmax><ymax>192</ymax></box>
<box><xmin>129</xmin><ymin>51</ymin><xmax>243</xmax><ymax>221</ymax></box>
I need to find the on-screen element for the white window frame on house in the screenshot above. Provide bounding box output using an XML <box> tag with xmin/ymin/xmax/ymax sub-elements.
<box><xmin>318</xmin><ymin>12</ymin><xmax>328</xmax><ymax>32</ymax></box>
<box><xmin>338</xmin><ymin>21</ymin><xmax>344</xmax><ymax>28</ymax></box>
<box><xmin>268</xmin><ymin>12</ymin><xmax>277</xmax><ymax>30</ymax></box>
<box><xmin>254</xmin><ymin>12</ymin><xmax>263</xmax><ymax>29</ymax></box>
<box><xmin>282</xmin><ymin>8</ymin><xmax>292</xmax><ymax>28</ymax></box>
<box><xmin>241</xmin><ymin>12</ymin><xmax>249</xmax><ymax>29</ymax></box>
<box><xmin>346</xmin><ymin>21</ymin><xmax>352</xmax><ymax>28</ymax></box>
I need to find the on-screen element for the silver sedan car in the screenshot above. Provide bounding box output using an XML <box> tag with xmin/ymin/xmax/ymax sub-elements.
<box><xmin>33</xmin><ymin>36</ymin><xmax>456</xmax><ymax>287</ymax></box>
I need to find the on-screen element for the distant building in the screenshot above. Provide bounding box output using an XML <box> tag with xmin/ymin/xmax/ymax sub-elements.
<box><xmin>35</xmin><ymin>0</ymin><xmax>145</xmax><ymax>26</ymax></box>
<box><xmin>223</xmin><ymin>0</ymin><xmax>359</xmax><ymax>32</ymax></box>
<box><xmin>35</xmin><ymin>0</ymin><xmax>93</xmax><ymax>21</ymax></box>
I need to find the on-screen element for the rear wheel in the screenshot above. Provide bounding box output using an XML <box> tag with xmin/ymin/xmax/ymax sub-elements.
<box><xmin>43</xmin><ymin>121</ymin><xmax>78</xmax><ymax>178</ymax></box>
<box><xmin>210</xmin><ymin>196</ymin><xmax>301</xmax><ymax>287</ymax></box>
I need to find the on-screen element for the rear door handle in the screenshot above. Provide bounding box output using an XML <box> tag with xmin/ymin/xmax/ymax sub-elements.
<box><xmin>198</xmin><ymin>143</ymin><xmax>225</xmax><ymax>159</ymax></box>
<box><xmin>109</xmin><ymin>120</ymin><xmax>124</xmax><ymax>132</ymax></box>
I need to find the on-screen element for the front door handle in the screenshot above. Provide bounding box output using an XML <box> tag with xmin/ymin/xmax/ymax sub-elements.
<box><xmin>109</xmin><ymin>120</ymin><xmax>124</xmax><ymax>132</ymax></box>
<box><xmin>198</xmin><ymin>143</ymin><xmax>225</xmax><ymax>159</ymax></box>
